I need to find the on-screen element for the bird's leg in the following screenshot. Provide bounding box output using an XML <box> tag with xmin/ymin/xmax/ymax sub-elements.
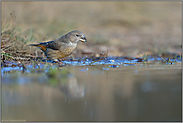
<box><xmin>70</xmin><ymin>54</ymin><xmax>76</xmax><ymax>61</ymax></box>
<box><xmin>55</xmin><ymin>59</ymin><xmax>64</xmax><ymax>65</ymax></box>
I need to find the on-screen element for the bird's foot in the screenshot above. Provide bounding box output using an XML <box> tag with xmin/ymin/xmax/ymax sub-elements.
<box><xmin>56</xmin><ymin>59</ymin><xmax>65</xmax><ymax>67</ymax></box>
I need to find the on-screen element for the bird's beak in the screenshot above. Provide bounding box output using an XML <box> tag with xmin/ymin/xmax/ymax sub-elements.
<box><xmin>80</xmin><ymin>35</ymin><xmax>87</xmax><ymax>42</ymax></box>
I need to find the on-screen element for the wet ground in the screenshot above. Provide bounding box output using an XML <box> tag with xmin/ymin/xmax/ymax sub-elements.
<box><xmin>1</xmin><ymin>57</ymin><xmax>182</xmax><ymax>122</ymax></box>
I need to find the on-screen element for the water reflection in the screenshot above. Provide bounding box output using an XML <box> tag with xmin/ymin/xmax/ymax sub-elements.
<box><xmin>1</xmin><ymin>64</ymin><xmax>182</xmax><ymax>121</ymax></box>
<box><xmin>59</xmin><ymin>74</ymin><xmax>87</xmax><ymax>100</ymax></box>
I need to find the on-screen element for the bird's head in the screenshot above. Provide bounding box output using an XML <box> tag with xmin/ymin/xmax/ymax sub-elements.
<box><xmin>68</xmin><ymin>30</ymin><xmax>87</xmax><ymax>43</ymax></box>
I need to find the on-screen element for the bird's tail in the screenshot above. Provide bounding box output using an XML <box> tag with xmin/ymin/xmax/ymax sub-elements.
<box><xmin>27</xmin><ymin>43</ymin><xmax>47</xmax><ymax>51</ymax></box>
<box><xmin>27</xmin><ymin>43</ymin><xmax>39</xmax><ymax>47</ymax></box>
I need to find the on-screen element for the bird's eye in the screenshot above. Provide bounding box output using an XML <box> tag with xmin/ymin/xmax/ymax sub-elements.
<box><xmin>76</xmin><ymin>34</ymin><xmax>79</xmax><ymax>37</ymax></box>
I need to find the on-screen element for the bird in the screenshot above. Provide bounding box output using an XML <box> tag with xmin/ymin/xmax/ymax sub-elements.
<box><xmin>28</xmin><ymin>30</ymin><xmax>87</xmax><ymax>61</ymax></box>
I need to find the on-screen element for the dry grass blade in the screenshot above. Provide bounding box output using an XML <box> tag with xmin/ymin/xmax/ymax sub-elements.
<box><xmin>1</xmin><ymin>42</ymin><xmax>15</xmax><ymax>51</ymax></box>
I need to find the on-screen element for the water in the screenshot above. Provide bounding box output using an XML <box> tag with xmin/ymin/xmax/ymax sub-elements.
<box><xmin>1</xmin><ymin>62</ymin><xmax>181</xmax><ymax>122</ymax></box>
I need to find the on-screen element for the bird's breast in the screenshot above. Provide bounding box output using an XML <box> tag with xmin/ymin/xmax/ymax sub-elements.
<box><xmin>59</xmin><ymin>42</ymin><xmax>77</xmax><ymax>55</ymax></box>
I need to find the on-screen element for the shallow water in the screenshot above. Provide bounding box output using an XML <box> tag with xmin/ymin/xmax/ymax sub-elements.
<box><xmin>1</xmin><ymin>62</ymin><xmax>182</xmax><ymax>122</ymax></box>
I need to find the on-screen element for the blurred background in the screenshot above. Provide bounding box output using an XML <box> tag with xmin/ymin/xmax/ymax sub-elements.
<box><xmin>1</xmin><ymin>1</ymin><xmax>182</xmax><ymax>57</ymax></box>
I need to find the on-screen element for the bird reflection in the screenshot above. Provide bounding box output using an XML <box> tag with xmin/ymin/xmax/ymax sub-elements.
<box><xmin>46</xmin><ymin>68</ymin><xmax>87</xmax><ymax>100</ymax></box>
<box><xmin>59</xmin><ymin>74</ymin><xmax>87</xmax><ymax>99</ymax></box>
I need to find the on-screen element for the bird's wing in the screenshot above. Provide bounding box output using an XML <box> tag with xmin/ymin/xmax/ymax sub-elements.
<box><xmin>29</xmin><ymin>34</ymin><xmax>69</xmax><ymax>51</ymax></box>
<box><xmin>46</xmin><ymin>34</ymin><xmax>70</xmax><ymax>50</ymax></box>
<box><xmin>45</xmin><ymin>41</ymin><xmax>61</xmax><ymax>50</ymax></box>
<box><xmin>29</xmin><ymin>41</ymin><xmax>61</xmax><ymax>52</ymax></box>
